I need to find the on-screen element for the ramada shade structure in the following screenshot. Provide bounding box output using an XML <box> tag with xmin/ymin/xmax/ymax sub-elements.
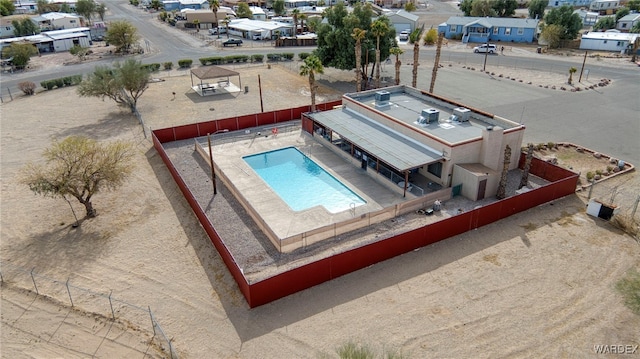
<box><xmin>190</xmin><ymin>66</ymin><xmax>242</xmax><ymax>89</ymax></box>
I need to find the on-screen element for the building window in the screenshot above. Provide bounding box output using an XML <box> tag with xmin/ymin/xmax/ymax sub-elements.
<box><xmin>505</xmin><ymin>28</ymin><xmax>511</xmax><ymax>35</ymax></box>
<box><xmin>603</xmin><ymin>40</ymin><xmax>607</xmax><ymax>43</ymax></box>
<box><xmin>450</xmin><ymin>25</ymin><xmax>456</xmax><ymax>32</ymax></box>
<box><xmin>427</xmin><ymin>162</ymin><xmax>443</xmax><ymax>178</ymax></box>
<box><xmin>517</xmin><ymin>27</ymin><xmax>524</xmax><ymax>35</ymax></box>
<box><xmin>617</xmin><ymin>41</ymin><xmax>624</xmax><ymax>46</ymax></box>
<box><xmin>622</xmin><ymin>23</ymin><xmax>627</xmax><ymax>28</ymax></box>
<box><xmin>493</xmin><ymin>27</ymin><xmax>499</xmax><ymax>34</ymax></box>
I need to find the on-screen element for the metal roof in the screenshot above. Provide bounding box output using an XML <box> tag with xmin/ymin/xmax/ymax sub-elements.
<box><xmin>445</xmin><ymin>16</ymin><xmax>539</xmax><ymax>29</ymax></box>
<box><xmin>311</xmin><ymin>107</ymin><xmax>443</xmax><ymax>172</ymax></box>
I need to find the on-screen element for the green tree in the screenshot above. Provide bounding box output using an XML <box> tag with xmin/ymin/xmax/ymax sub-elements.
<box><xmin>471</xmin><ymin>0</ymin><xmax>497</xmax><ymax>17</ymax></box>
<box><xmin>299</xmin><ymin>13</ymin><xmax>307</xmax><ymax>33</ymax></box>
<box><xmin>299</xmin><ymin>55</ymin><xmax>324</xmax><ymax>112</ymax></box>
<box><xmin>615</xmin><ymin>7</ymin><xmax>630</xmax><ymax>22</ymax></box>
<box><xmin>351</xmin><ymin>27</ymin><xmax>366</xmax><ymax>92</ymax></box>
<box><xmin>492</xmin><ymin>0</ymin><xmax>517</xmax><ymax>17</ymax></box>
<box><xmin>21</xmin><ymin>136</ymin><xmax>135</xmax><ymax>219</ymax></box>
<box><xmin>60</xmin><ymin>3</ymin><xmax>71</xmax><ymax>12</ymax></box>
<box><xmin>307</xmin><ymin>16</ymin><xmax>321</xmax><ymax>33</ymax></box>
<box><xmin>528</xmin><ymin>0</ymin><xmax>548</xmax><ymax>20</ymax></box>
<box><xmin>236</xmin><ymin>3</ymin><xmax>252</xmax><ymax>18</ymax></box>
<box><xmin>544</xmin><ymin>5</ymin><xmax>582</xmax><ymax>40</ymax></box>
<box><xmin>96</xmin><ymin>3</ymin><xmax>106</xmax><ymax>21</ymax></box>
<box><xmin>632</xmin><ymin>22</ymin><xmax>640</xmax><ymax>33</ymax></box>
<box><xmin>209</xmin><ymin>0</ymin><xmax>220</xmax><ymax>38</ymax></box>
<box><xmin>459</xmin><ymin>0</ymin><xmax>473</xmax><ymax>16</ymax></box>
<box><xmin>0</xmin><ymin>0</ymin><xmax>16</xmax><ymax>16</ymax></box>
<box><xmin>104</xmin><ymin>20</ymin><xmax>139</xmax><ymax>53</ymax></box>
<box><xmin>404</xmin><ymin>1</ymin><xmax>416</xmax><ymax>12</ymax></box>
<box><xmin>593</xmin><ymin>16</ymin><xmax>615</xmax><ymax>31</ymax></box>
<box><xmin>390</xmin><ymin>46</ymin><xmax>403</xmax><ymax>85</ymax></box>
<box><xmin>36</xmin><ymin>0</ymin><xmax>59</xmax><ymax>14</ymax></box>
<box><xmin>541</xmin><ymin>23</ymin><xmax>563</xmax><ymax>48</ymax></box>
<box><xmin>193</xmin><ymin>19</ymin><xmax>200</xmax><ymax>32</ymax></box>
<box><xmin>567</xmin><ymin>66</ymin><xmax>576</xmax><ymax>84</ymax></box>
<box><xmin>11</xmin><ymin>18</ymin><xmax>40</xmax><ymax>36</ymax></box>
<box><xmin>424</xmin><ymin>28</ymin><xmax>437</xmax><ymax>45</ymax></box>
<box><xmin>70</xmin><ymin>44</ymin><xmax>92</xmax><ymax>61</ymax></box>
<box><xmin>76</xmin><ymin>0</ymin><xmax>96</xmax><ymax>25</ymax></box>
<box><xmin>222</xmin><ymin>16</ymin><xmax>231</xmax><ymax>38</ymax></box>
<box><xmin>1</xmin><ymin>43</ymin><xmax>37</xmax><ymax>69</ymax></box>
<box><xmin>77</xmin><ymin>59</ymin><xmax>150</xmax><ymax>112</ymax></box>
<box><xmin>627</xmin><ymin>0</ymin><xmax>640</xmax><ymax>11</ymax></box>
<box><xmin>273</xmin><ymin>0</ymin><xmax>285</xmax><ymax>16</ymax></box>
<box><xmin>316</xmin><ymin>3</ymin><xmax>395</xmax><ymax>89</ymax></box>
<box><xmin>149</xmin><ymin>0</ymin><xmax>163</xmax><ymax>10</ymax></box>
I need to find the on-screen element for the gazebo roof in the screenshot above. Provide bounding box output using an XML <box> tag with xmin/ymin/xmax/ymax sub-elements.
<box><xmin>191</xmin><ymin>66</ymin><xmax>239</xmax><ymax>80</ymax></box>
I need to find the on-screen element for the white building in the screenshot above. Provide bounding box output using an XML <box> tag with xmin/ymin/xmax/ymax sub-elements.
<box><xmin>616</xmin><ymin>13</ymin><xmax>640</xmax><ymax>32</ymax></box>
<box><xmin>579</xmin><ymin>31</ymin><xmax>640</xmax><ymax>52</ymax></box>
<box><xmin>589</xmin><ymin>0</ymin><xmax>620</xmax><ymax>14</ymax></box>
<box><xmin>226</xmin><ymin>18</ymin><xmax>294</xmax><ymax>39</ymax></box>
<box><xmin>40</xmin><ymin>12</ymin><xmax>82</xmax><ymax>30</ymax></box>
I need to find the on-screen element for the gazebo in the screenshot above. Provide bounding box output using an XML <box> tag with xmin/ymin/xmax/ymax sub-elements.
<box><xmin>190</xmin><ymin>66</ymin><xmax>243</xmax><ymax>96</ymax></box>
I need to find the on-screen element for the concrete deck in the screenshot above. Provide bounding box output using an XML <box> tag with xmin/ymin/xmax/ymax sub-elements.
<box><xmin>198</xmin><ymin>124</ymin><xmax>415</xmax><ymax>250</ymax></box>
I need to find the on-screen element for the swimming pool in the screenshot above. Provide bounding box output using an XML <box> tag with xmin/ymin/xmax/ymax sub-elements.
<box><xmin>243</xmin><ymin>147</ymin><xmax>366</xmax><ymax>213</ymax></box>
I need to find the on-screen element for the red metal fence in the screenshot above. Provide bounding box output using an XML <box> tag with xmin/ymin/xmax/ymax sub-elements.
<box><xmin>152</xmin><ymin>104</ymin><xmax>579</xmax><ymax>308</ymax></box>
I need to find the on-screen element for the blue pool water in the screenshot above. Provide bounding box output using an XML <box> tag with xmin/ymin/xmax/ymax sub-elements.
<box><xmin>243</xmin><ymin>147</ymin><xmax>366</xmax><ymax>213</ymax></box>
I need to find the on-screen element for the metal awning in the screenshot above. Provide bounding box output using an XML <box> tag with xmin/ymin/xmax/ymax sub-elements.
<box><xmin>311</xmin><ymin>108</ymin><xmax>443</xmax><ymax>172</ymax></box>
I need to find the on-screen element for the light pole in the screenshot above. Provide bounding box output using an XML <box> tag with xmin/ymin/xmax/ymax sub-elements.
<box><xmin>207</xmin><ymin>129</ymin><xmax>229</xmax><ymax>195</ymax></box>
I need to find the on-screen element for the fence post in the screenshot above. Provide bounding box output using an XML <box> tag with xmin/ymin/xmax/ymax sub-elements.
<box><xmin>8</xmin><ymin>88</ymin><xmax>13</xmax><ymax>101</ymax></box>
<box><xmin>169</xmin><ymin>338</ymin><xmax>175</xmax><ymax>359</ymax></box>
<box><xmin>30</xmin><ymin>268</ymin><xmax>39</xmax><ymax>294</ymax></box>
<box><xmin>66</xmin><ymin>277</ymin><xmax>74</xmax><ymax>307</ymax></box>
<box><xmin>108</xmin><ymin>290</ymin><xmax>116</xmax><ymax>320</ymax></box>
<box><xmin>148</xmin><ymin>306</ymin><xmax>156</xmax><ymax>336</ymax></box>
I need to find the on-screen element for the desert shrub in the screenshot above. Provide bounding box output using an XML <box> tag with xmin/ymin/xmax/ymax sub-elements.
<box><xmin>547</xmin><ymin>142</ymin><xmax>555</xmax><ymax>149</ymax></box>
<box><xmin>424</xmin><ymin>28</ymin><xmax>438</xmax><ymax>45</ymax></box>
<box><xmin>18</xmin><ymin>81</ymin><xmax>36</xmax><ymax>95</ymax></box>
<box><xmin>282</xmin><ymin>53</ymin><xmax>294</xmax><ymax>60</ymax></box>
<box><xmin>336</xmin><ymin>341</ymin><xmax>375</xmax><ymax>359</ymax></box>
<box><xmin>54</xmin><ymin>78</ymin><xmax>64</xmax><ymax>88</ymax></box>
<box><xmin>615</xmin><ymin>268</ymin><xmax>640</xmax><ymax>314</ymax></box>
<box><xmin>267</xmin><ymin>53</ymin><xmax>281</xmax><ymax>61</ymax></box>
<box><xmin>586</xmin><ymin>171</ymin><xmax>595</xmax><ymax>181</ymax></box>
<box><xmin>40</xmin><ymin>80</ymin><xmax>54</xmax><ymax>90</ymax></box>
<box><xmin>251</xmin><ymin>54</ymin><xmax>264</xmax><ymax>63</ymax></box>
<box><xmin>62</xmin><ymin>76</ymin><xmax>73</xmax><ymax>86</ymax></box>
<box><xmin>595</xmin><ymin>169</ymin><xmax>603</xmax><ymax>176</ymax></box>
<box><xmin>298</xmin><ymin>52</ymin><xmax>310</xmax><ymax>60</ymax></box>
<box><xmin>178</xmin><ymin>59</ymin><xmax>193</xmax><ymax>68</ymax></box>
<box><xmin>163</xmin><ymin>61</ymin><xmax>173</xmax><ymax>70</ymax></box>
<box><xmin>141</xmin><ymin>63</ymin><xmax>161</xmax><ymax>72</ymax></box>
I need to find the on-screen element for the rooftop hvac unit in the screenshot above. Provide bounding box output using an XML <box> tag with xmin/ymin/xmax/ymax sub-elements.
<box><xmin>453</xmin><ymin>107</ymin><xmax>471</xmax><ymax>122</ymax></box>
<box><xmin>375</xmin><ymin>90</ymin><xmax>390</xmax><ymax>108</ymax></box>
<box><xmin>421</xmin><ymin>108</ymin><xmax>439</xmax><ymax>124</ymax></box>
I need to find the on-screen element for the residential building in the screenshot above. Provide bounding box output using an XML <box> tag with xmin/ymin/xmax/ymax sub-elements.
<box><xmin>162</xmin><ymin>0</ymin><xmax>209</xmax><ymax>11</ymax></box>
<box><xmin>438</xmin><ymin>16</ymin><xmax>540</xmax><ymax>43</ymax></box>
<box><xmin>225</xmin><ymin>18</ymin><xmax>294</xmax><ymax>38</ymax></box>
<box><xmin>548</xmin><ymin>0</ymin><xmax>592</xmax><ymax>7</ymax></box>
<box><xmin>573</xmin><ymin>9</ymin><xmax>600</xmax><ymax>27</ymax></box>
<box><xmin>579</xmin><ymin>30</ymin><xmax>640</xmax><ymax>52</ymax></box>
<box><xmin>383</xmin><ymin>9</ymin><xmax>419</xmax><ymax>34</ymax></box>
<box><xmin>40</xmin><ymin>12</ymin><xmax>81</xmax><ymax>30</ymax></box>
<box><xmin>616</xmin><ymin>13</ymin><xmax>640</xmax><ymax>32</ymax></box>
<box><xmin>0</xmin><ymin>27</ymin><xmax>91</xmax><ymax>53</ymax></box>
<box><xmin>589</xmin><ymin>0</ymin><xmax>621</xmax><ymax>15</ymax></box>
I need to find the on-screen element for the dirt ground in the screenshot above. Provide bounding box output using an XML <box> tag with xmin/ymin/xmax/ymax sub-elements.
<box><xmin>1</xmin><ymin>60</ymin><xmax>639</xmax><ymax>358</ymax></box>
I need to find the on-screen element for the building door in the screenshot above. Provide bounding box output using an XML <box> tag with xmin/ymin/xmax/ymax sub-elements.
<box><xmin>477</xmin><ymin>179</ymin><xmax>487</xmax><ymax>200</ymax></box>
<box><xmin>452</xmin><ymin>184</ymin><xmax>462</xmax><ymax>197</ymax></box>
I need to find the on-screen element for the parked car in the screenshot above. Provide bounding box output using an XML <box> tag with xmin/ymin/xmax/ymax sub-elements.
<box><xmin>473</xmin><ymin>44</ymin><xmax>497</xmax><ymax>54</ymax></box>
<box><xmin>223</xmin><ymin>38</ymin><xmax>243</xmax><ymax>47</ymax></box>
<box><xmin>209</xmin><ymin>27</ymin><xmax>227</xmax><ymax>35</ymax></box>
<box><xmin>252</xmin><ymin>33</ymin><xmax>262</xmax><ymax>41</ymax></box>
<box><xmin>399</xmin><ymin>30</ymin><xmax>409</xmax><ymax>41</ymax></box>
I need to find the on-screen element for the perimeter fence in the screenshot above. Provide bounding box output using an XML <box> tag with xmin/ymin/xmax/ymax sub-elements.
<box><xmin>0</xmin><ymin>261</ymin><xmax>178</xmax><ymax>359</ymax></box>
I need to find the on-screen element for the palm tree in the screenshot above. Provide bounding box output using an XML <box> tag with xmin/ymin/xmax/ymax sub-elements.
<box><xmin>390</xmin><ymin>47</ymin><xmax>403</xmax><ymax>85</ymax></box>
<box><xmin>298</xmin><ymin>13</ymin><xmax>307</xmax><ymax>34</ymax></box>
<box><xmin>568</xmin><ymin>66</ymin><xmax>577</xmax><ymax>85</ymax></box>
<box><xmin>371</xmin><ymin>19</ymin><xmax>389</xmax><ymax>89</ymax></box>
<box><xmin>299</xmin><ymin>55</ymin><xmax>324</xmax><ymax>112</ymax></box>
<box><xmin>193</xmin><ymin>19</ymin><xmax>200</xmax><ymax>32</ymax></box>
<box><xmin>222</xmin><ymin>16</ymin><xmax>230</xmax><ymax>38</ymax></box>
<box><xmin>209</xmin><ymin>0</ymin><xmax>220</xmax><ymax>38</ymax></box>
<box><xmin>409</xmin><ymin>28</ymin><xmax>422</xmax><ymax>88</ymax></box>
<box><xmin>352</xmin><ymin>28</ymin><xmax>367</xmax><ymax>92</ymax></box>
<box><xmin>292</xmin><ymin>8</ymin><xmax>300</xmax><ymax>38</ymax></box>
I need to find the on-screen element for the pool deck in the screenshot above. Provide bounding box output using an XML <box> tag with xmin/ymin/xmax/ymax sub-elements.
<box><xmin>200</xmin><ymin>125</ymin><xmax>411</xmax><ymax>250</ymax></box>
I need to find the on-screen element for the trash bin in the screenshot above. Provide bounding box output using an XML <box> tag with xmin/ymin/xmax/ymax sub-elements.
<box><xmin>537</xmin><ymin>47</ymin><xmax>542</xmax><ymax>54</ymax></box>
<box><xmin>244</xmin><ymin>85</ymin><xmax>249</xmax><ymax>93</ymax></box>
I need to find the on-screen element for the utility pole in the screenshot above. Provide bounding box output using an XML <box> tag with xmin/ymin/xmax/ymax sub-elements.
<box><xmin>482</xmin><ymin>42</ymin><xmax>489</xmax><ymax>72</ymax></box>
<box><xmin>429</xmin><ymin>32</ymin><xmax>444</xmax><ymax>93</ymax></box>
<box><xmin>579</xmin><ymin>50</ymin><xmax>587</xmax><ymax>83</ymax></box>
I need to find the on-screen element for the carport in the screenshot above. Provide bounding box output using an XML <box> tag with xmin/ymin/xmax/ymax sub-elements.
<box><xmin>190</xmin><ymin>66</ymin><xmax>242</xmax><ymax>96</ymax></box>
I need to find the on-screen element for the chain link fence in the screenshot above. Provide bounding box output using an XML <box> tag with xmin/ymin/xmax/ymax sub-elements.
<box><xmin>0</xmin><ymin>261</ymin><xmax>178</xmax><ymax>358</ymax></box>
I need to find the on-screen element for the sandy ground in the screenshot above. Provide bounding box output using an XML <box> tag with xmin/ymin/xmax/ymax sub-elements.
<box><xmin>1</xmin><ymin>62</ymin><xmax>639</xmax><ymax>358</ymax></box>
